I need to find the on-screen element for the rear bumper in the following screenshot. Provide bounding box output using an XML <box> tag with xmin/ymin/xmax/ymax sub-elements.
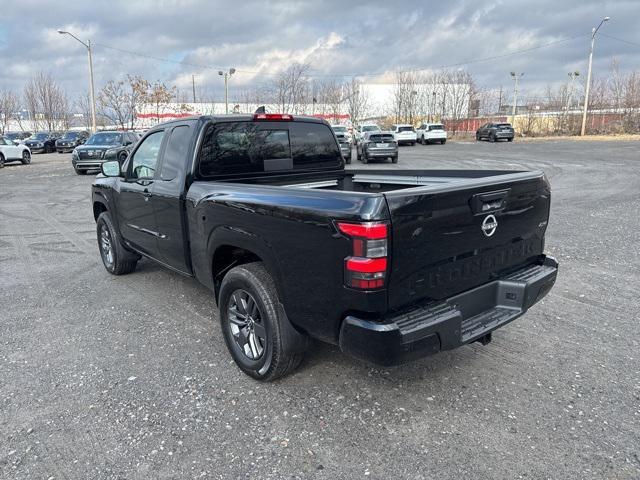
<box><xmin>365</xmin><ymin>149</ymin><xmax>398</xmax><ymax>157</ymax></box>
<box><xmin>339</xmin><ymin>255</ymin><xmax>558</xmax><ymax>366</ymax></box>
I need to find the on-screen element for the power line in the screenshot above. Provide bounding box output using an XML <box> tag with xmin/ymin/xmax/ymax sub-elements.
<box><xmin>93</xmin><ymin>33</ymin><xmax>589</xmax><ymax>80</ymax></box>
<box><xmin>599</xmin><ymin>33</ymin><xmax>640</xmax><ymax>49</ymax></box>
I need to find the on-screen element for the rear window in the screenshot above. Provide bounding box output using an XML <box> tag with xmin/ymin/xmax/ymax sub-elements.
<box><xmin>198</xmin><ymin>121</ymin><xmax>341</xmax><ymax>177</ymax></box>
<box><xmin>398</xmin><ymin>126</ymin><xmax>415</xmax><ymax>132</ymax></box>
<box><xmin>496</xmin><ymin>123</ymin><xmax>512</xmax><ymax>128</ymax></box>
<box><xmin>369</xmin><ymin>134</ymin><xmax>395</xmax><ymax>143</ymax></box>
<box><xmin>428</xmin><ymin>125</ymin><xmax>444</xmax><ymax>131</ymax></box>
<box><xmin>361</xmin><ymin>125</ymin><xmax>380</xmax><ymax>133</ymax></box>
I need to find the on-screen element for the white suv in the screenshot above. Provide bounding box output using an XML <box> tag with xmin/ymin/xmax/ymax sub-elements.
<box><xmin>391</xmin><ymin>124</ymin><xmax>417</xmax><ymax>146</ymax></box>
<box><xmin>416</xmin><ymin>123</ymin><xmax>447</xmax><ymax>145</ymax></box>
<box><xmin>355</xmin><ymin>124</ymin><xmax>381</xmax><ymax>144</ymax></box>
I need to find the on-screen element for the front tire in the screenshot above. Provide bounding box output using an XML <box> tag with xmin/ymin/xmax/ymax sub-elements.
<box><xmin>391</xmin><ymin>155</ymin><xmax>398</xmax><ymax>164</ymax></box>
<box><xmin>219</xmin><ymin>262</ymin><xmax>307</xmax><ymax>381</ymax></box>
<box><xmin>21</xmin><ymin>151</ymin><xmax>31</xmax><ymax>165</ymax></box>
<box><xmin>441</xmin><ymin>139</ymin><xmax>446</xmax><ymax>145</ymax></box>
<box><xmin>96</xmin><ymin>212</ymin><xmax>139</xmax><ymax>275</ymax></box>
<box><xmin>0</xmin><ymin>153</ymin><xmax>4</xmax><ymax>168</ymax></box>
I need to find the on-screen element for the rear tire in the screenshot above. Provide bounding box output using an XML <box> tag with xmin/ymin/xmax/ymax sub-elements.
<box><xmin>96</xmin><ymin>212</ymin><xmax>139</xmax><ymax>275</ymax></box>
<box><xmin>21</xmin><ymin>151</ymin><xmax>31</xmax><ymax>165</ymax></box>
<box><xmin>0</xmin><ymin>154</ymin><xmax>4</xmax><ymax>168</ymax></box>
<box><xmin>219</xmin><ymin>262</ymin><xmax>307</xmax><ymax>381</ymax></box>
<box><xmin>491</xmin><ymin>134</ymin><xmax>497</xmax><ymax>142</ymax></box>
<box><xmin>476</xmin><ymin>133</ymin><xmax>481</xmax><ymax>141</ymax></box>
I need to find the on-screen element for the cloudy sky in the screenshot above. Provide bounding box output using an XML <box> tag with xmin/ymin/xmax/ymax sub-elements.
<box><xmin>1</xmin><ymin>0</ymin><xmax>638</xmax><ymax>102</ymax></box>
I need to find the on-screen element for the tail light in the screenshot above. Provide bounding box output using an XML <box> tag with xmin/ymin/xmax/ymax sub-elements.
<box><xmin>254</xmin><ymin>113</ymin><xmax>293</xmax><ymax>121</ymax></box>
<box><xmin>337</xmin><ymin>222</ymin><xmax>388</xmax><ymax>290</ymax></box>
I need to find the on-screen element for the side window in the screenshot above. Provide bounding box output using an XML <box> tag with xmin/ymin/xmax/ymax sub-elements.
<box><xmin>161</xmin><ymin>125</ymin><xmax>191</xmax><ymax>181</ymax></box>
<box><xmin>129</xmin><ymin>130</ymin><xmax>165</xmax><ymax>179</ymax></box>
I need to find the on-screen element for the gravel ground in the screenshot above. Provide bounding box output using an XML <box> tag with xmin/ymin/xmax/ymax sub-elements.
<box><xmin>1</xmin><ymin>139</ymin><xmax>639</xmax><ymax>479</ymax></box>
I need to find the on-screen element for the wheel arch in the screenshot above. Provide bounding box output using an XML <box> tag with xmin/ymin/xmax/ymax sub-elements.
<box><xmin>207</xmin><ymin>228</ymin><xmax>285</xmax><ymax>305</ymax></box>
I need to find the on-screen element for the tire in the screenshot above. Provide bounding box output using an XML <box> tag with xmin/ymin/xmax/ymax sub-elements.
<box><xmin>96</xmin><ymin>211</ymin><xmax>139</xmax><ymax>275</ymax></box>
<box><xmin>361</xmin><ymin>153</ymin><xmax>368</xmax><ymax>164</ymax></box>
<box><xmin>491</xmin><ymin>134</ymin><xmax>497</xmax><ymax>143</ymax></box>
<box><xmin>0</xmin><ymin>153</ymin><xmax>4</xmax><ymax>169</ymax></box>
<box><xmin>392</xmin><ymin>155</ymin><xmax>398</xmax><ymax>164</ymax></box>
<box><xmin>476</xmin><ymin>133</ymin><xmax>481</xmax><ymax>141</ymax></box>
<box><xmin>507</xmin><ymin>138</ymin><xmax>513</xmax><ymax>142</ymax></box>
<box><xmin>410</xmin><ymin>141</ymin><xmax>415</xmax><ymax>146</ymax></box>
<box><xmin>118</xmin><ymin>152</ymin><xmax>128</xmax><ymax>163</ymax></box>
<box><xmin>21</xmin><ymin>150</ymin><xmax>31</xmax><ymax>165</ymax></box>
<box><xmin>345</xmin><ymin>155</ymin><xmax>351</xmax><ymax>164</ymax></box>
<box><xmin>219</xmin><ymin>262</ymin><xmax>307</xmax><ymax>381</ymax></box>
<box><xmin>441</xmin><ymin>139</ymin><xmax>446</xmax><ymax>145</ymax></box>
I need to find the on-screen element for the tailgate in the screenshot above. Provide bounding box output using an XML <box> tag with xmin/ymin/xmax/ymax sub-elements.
<box><xmin>383</xmin><ymin>172</ymin><xmax>550</xmax><ymax>310</ymax></box>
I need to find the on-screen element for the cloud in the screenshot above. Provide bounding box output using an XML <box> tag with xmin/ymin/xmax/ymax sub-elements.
<box><xmin>0</xmin><ymin>0</ymin><xmax>638</xmax><ymax>104</ymax></box>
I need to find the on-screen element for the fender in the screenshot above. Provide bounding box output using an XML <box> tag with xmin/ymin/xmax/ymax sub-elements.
<box><xmin>205</xmin><ymin>225</ymin><xmax>285</xmax><ymax>304</ymax></box>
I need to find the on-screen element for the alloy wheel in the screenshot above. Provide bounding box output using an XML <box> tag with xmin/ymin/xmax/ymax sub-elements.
<box><xmin>99</xmin><ymin>224</ymin><xmax>114</xmax><ymax>267</ymax></box>
<box><xmin>227</xmin><ymin>289</ymin><xmax>266</xmax><ymax>360</ymax></box>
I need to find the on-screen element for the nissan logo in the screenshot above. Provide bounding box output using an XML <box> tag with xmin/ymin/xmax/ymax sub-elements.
<box><xmin>481</xmin><ymin>214</ymin><xmax>498</xmax><ymax>237</ymax></box>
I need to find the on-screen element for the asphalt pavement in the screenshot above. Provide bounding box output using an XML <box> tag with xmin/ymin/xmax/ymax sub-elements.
<box><xmin>1</xmin><ymin>139</ymin><xmax>639</xmax><ymax>479</ymax></box>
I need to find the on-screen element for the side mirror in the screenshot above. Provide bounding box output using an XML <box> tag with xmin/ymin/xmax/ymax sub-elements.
<box><xmin>13</xmin><ymin>140</ymin><xmax>20</xmax><ymax>145</ymax></box>
<box><xmin>101</xmin><ymin>160</ymin><xmax>121</xmax><ymax>177</ymax></box>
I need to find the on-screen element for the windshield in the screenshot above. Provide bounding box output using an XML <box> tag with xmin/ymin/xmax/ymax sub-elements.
<box><xmin>62</xmin><ymin>132</ymin><xmax>80</xmax><ymax>140</ymax></box>
<box><xmin>362</xmin><ymin>125</ymin><xmax>380</xmax><ymax>133</ymax></box>
<box><xmin>86</xmin><ymin>132</ymin><xmax>122</xmax><ymax>146</ymax></box>
<box><xmin>30</xmin><ymin>133</ymin><xmax>48</xmax><ymax>140</ymax></box>
<box><xmin>398</xmin><ymin>126</ymin><xmax>415</xmax><ymax>132</ymax></box>
<box><xmin>332</xmin><ymin>126</ymin><xmax>347</xmax><ymax>133</ymax></box>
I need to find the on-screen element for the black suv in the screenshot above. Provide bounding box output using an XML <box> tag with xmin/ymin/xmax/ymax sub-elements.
<box><xmin>72</xmin><ymin>131</ymin><xmax>137</xmax><ymax>175</ymax></box>
<box><xmin>4</xmin><ymin>132</ymin><xmax>32</xmax><ymax>144</ymax></box>
<box><xmin>476</xmin><ymin>123</ymin><xmax>515</xmax><ymax>142</ymax></box>
<box><xmin>56</xmin><ymin>131</ymin><xmax>89</xmax><ymax>153</ymax></box>
<box><xmin>24</xmin><ymin>132</ymin><xmax>59</xmax><ymax>153</ymax></box>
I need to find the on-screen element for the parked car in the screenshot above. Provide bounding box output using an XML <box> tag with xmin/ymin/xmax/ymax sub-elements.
<box><xmin>391</xmin><ymin>124</ymin><xmax>417</xmax><ymax>146</ymax></box>
<box><xmin>416</xmin><ymin>123</ymin><xmax>447</xmax><ymax>144</ymax></box>
<box><xmin>335</xmin><ymin>132</ymin><xmax>352</xmax><ymax>163</ymax></box>
<box><xmin>0</xmin><ymin>135</ymin><xmax>31</xmax><ymax>167</ymax></box>
<box><xmin>356</xmin><ymin>131</ymin><xmax>398</xmax><ymax>164</ymax></box>
<box><xmin>331</xmin><ymin>125</ymin><xmax>353</xmax><ymax>144</ymax></box>
<box><xmin>4</xmin><ymin>132</ymin><xmax>32</xmax><ymax>145</ymax></box>
<box><xmin>24</xmin><ymin>132</ymin><xmax>58</xmax><ymax>153</ymax></box>
<box><xmin>355</xmin><ymin>124</ymin><xmax>381</xmax><ymax>144</ymax></box>
<box><xmin>56</xmin><ymin>131</ymin><xmax>89</xmax><ymax>153</ymax></box>
<box><xmin>72</xmin><ymin>131</ymin><xmax>137</xmax><ymax>175</ymax></box>
<box><xmin>91</xmin><ymin>113</ymin><xmax>558</xmax><ymax>381</ymax></box>
<box><xmin>476</xmin><ymin>123</ymin><xmax>515</xmax><ymax>142</ymax></box>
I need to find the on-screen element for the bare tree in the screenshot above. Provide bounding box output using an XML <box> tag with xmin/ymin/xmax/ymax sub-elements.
<box><xmin>345</xmin><ymin>78</ymin><xmax>370</xmax><ymax>125</ymax></box>
<box><xmin>75</xmin><ymin>93</ymin><xmax>93</xmax><ymax>130</ymax></box>
<box><xmin>23</xmin><ymin>72</ymin><xmax>69</xmax><ymax>132</ymax></box>
<box><xmin>0</xmin><ymin>90</ymin><xmax>20</xmax><ymax>134</ymax></box>
<box><xmin>271</xmin><ymin>63</ymin><xmax>311</xmax><ymax>113</ymax></box>
<box><xmin>98</xmin><ymin>79</ymin><xmax>134</xmax><ymax>130</ymax></box>
<box><xmin>392</xmin><ymin>71</ymin><xmax>419</xmax><ymax>124</ymax></box>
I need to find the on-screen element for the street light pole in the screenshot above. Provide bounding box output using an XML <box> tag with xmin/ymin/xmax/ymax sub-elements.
<box><xmin>218</xmin><ymin>68</ymin><xmax>236</xmax><ymax>114</ymax></box>
<box><xmin>566</xmin><ymin>71</ymin><xmax>580</xmax><ymax>112</ymax></box>
<box><xmin>58</xmin><ymin>30</ymin><xmax>97</xmax><ymax>133</ymax></box>
<box><xmin>510</xmin><ymin>72</ymin><xmax>524</xmax><ymax>119</ymax></box>
<box><xmin>581</xmin><ymin>16</ymin><xmax>610</xmax><ymax>136</ymax></box>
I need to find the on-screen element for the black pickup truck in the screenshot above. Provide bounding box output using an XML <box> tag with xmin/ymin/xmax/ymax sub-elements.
<box><xmin>92</xmin><ymin>114</ymin><xmax>558</xmax><ymax>381</ymax></box>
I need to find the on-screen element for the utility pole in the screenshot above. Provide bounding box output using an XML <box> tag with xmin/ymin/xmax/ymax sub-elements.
<box><xmin>58</xmin><ymin>30</ymin><xmax>97</xmax><ymax>132</ymax></box>
<box><xmin>581</xmin><ymin>16</ymin><xmax>610</xmax><ymax>136</ymax></box>
<box><xmin>192</xmin><ymin>75</ymin><xmax>197</xmax><ymax>103</ymax></box>
<box><xmin>218</xmin><ymin>68</ymin><xmax>236</xmax><ymax>114</ymax></box>
<box><xmin>510</xmin><ymin>72</ymin><xmax>524</xmax><ymax>118</ymax></box>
